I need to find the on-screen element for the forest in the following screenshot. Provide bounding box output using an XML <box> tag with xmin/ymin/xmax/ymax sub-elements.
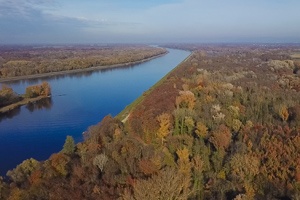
<box><xmin>0</xmin><ymin>45</ymin><xmax>167</xmax><ymax>78</ymax></box>
<box><xmin>1</xmin><ymin>44</ymin><xmax>300</xmax><ymax>199</ymax></box>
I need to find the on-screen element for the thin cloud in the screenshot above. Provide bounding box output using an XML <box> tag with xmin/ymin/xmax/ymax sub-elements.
<box><xmin>0</xmin><ymin>0</ymin><xmax>136</xmax><ymax>28</ymax></box>
<box><xmin>1</xmin><ymin>0</ymin><xmax>299</xmax><ymax>43</ymax></box>
<box><xmin>47</xmin><ymin>13</ymin><xmax>139</xmax><ymax>28</ymax></box>
<box><xmin>0</xmin><ymin>0</ymin><xmax>56</xmax><ymax>18</ymax></box>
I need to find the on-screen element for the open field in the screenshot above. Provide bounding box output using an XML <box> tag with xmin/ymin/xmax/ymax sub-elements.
<box><xmin>291</xmin><ymin>53</ymin><xmax>300</xmax><ymax>60</ymax></box>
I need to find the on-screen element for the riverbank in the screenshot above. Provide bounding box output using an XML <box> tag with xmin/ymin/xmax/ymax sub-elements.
<box><xmin>0</xmin><ymin>51</ymin><xmax>168</xmax><ymax>83</ymax></box>
<box><xmin>0</xmin><ymin>48</ymin><xmax>190</xmax><ymax>178</ymax></box>
<box><xmin>0</xmin><ymin>95</ymin><xmax>50</xmax><ymax>114</ymax></box>
<box><xmin>116</xmin><ymin>51</ymin><xmax>192</xmax><ymax>122</ymax></box>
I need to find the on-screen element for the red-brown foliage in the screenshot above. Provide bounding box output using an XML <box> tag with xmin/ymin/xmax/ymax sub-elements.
<box><xmin>209</xmin><ymin>124</ymin><xmax>232</xmax><ymax>150</ymax></box>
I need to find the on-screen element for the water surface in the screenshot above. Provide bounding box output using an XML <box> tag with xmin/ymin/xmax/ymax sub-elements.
<box><xmin>0</xmin><ymin>48</ymin><xmax>190</xmax><ymax>176</ymax></box>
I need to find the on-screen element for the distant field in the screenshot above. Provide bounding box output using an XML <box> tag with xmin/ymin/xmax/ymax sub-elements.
<box><xmin>291</xmin><ymin>53</ymin><xmax>300</xmax><ymax>60</ymax></box>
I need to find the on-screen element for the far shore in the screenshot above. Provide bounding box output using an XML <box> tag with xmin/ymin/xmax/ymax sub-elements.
<box><xmin>0</xmin><ymin>52</ymin><xmax>168</xmax><ymax>83</ymax></box>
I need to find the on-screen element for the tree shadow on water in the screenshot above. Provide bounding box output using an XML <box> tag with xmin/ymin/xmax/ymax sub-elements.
<box><xmin>26</xmin><ymin>97</ymin><xmax>53</xmax><ymax>113</ymax></box>
<box><xmin>0</xmin><ymin>97</ymin><xmax>53</xmax><ymax>122</ymax></box>
<box><xmin>0</xmin><ymin>107</ymin><xmax>21</xmax><ymax>122</ymax></box>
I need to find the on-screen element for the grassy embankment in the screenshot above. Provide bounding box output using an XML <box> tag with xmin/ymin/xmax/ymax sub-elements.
<box><xmin>116</xmin><ymin>51</ymin><xmax>192</xmax><ymax>122</ymax></box>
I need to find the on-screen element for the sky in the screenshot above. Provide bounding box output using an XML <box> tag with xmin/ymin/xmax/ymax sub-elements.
<box><xmin>0</xmin><ymin>0</ymin><xmax>299</xmax><ymax>44</ymax></box>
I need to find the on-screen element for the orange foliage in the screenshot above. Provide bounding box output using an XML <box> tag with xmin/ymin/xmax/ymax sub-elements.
<box><xmin>279</xmin><ymin>105</ymin><xmax>289</xmax><ymax>121</ymax></box>
<box><xmin>7</xmin><ymin>188</ymin><xmax>23</xmax><ymax>200</ymax></box>
<box><xmin>176</xmin><ymin>147</ymin><xmax>191</xmax><ymax>175</ymax></box>
<box><xmin>296</xmin><ymin>167</ymin><xmax>300</xmax><ymax>182</ymax></box>
<box><xmin>241</xmin><ymin>125</ymin><xmax>300</xmax><ymax>191</ymax></box>
<box><xmin>156</xmin><ymin>113</ymin><xmax>171</xmax><ymax>143</ymax></box>
<box><xmin>209</xmin><ymin>124</ymin><xmax>232</xmax><ymax>150</ymax></box>
<box><xmin>72</xmin><ymin>164</ymin><xmax>85</xmax><ymax>180</ymax></box>
<box><xmin>176</xmin><ymin>90</ymin><xmax>196</xmax><ymax>110</ymax></box>
<box><xmin>28</xmin><ymin>170</ymin><xmax>42</xmax><ymax>185</ymax></box>
<box><xmin>138</xmin><ymin>159</ymin><xmax>160</xmax><ymax>175</ymax></box>
<box><xmin>50</xmin><ymin>153</ymin><xmax>70</xmax><ymax>176</ymax></box>
<box><xmin>126</xmin><ymin>75</ymin><xmax>180</xmax><ymax>138</ymax></box>
<box><xmin>25</xmin><ymin>81</ymin><xmax>51</xmax><ymax>98</ymax></box>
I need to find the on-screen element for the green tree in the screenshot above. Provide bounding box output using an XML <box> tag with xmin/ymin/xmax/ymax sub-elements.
<box><xmin>62</xmin><ymin>135</ymin><xmax>75</xmax><ymax>155</ymax></box>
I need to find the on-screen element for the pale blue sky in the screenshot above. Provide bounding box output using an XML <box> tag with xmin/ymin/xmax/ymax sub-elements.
<box><xmin>0</xmin><ymin>0</ymin><xmax>299</xmax><ymax>44</ymax></box>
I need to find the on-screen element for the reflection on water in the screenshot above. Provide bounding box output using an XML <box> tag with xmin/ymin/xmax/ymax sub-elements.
<box><xmin>0</xmin><ymin>107</ymin><xmax>21</xmax><ymax>122</ymax></box>
<box><xmin>26</xmin><ymin>97</ymin><xmax>52</xmax><ymax>113</ymax></box>
<box><xmin>5</xmin><ymin>63</ymin><xmax>140</xmax><ymax>87</ymax></box>
<box><xmin>0</xmin><ymin>97</ymin><xmax>52</xmax><ymax>121</ymax></box>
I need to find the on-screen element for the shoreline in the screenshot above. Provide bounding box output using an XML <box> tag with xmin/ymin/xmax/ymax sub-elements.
<box><xmin>0</xmin><ymin>52</ymin><xmax>168</xmax><ymax>83</ymax></box>
<box><xmin>116</xmin><ymin>51</ymin><xmax>193</xmax><ymax>122</ymax></box>
<box><xmin>0</xmin><ymin>95</ymin><xmax>50</xmax><ymax>114</ymax></box>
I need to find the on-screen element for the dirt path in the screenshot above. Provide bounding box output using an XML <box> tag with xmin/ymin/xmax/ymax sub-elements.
<box><xmin>121</xmin><ymin>113</ymin><xmax>130</xmax><ymax>123</ymax></box>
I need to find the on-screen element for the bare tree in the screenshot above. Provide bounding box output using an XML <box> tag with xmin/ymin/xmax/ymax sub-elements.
<box><xmin>123</xmin><ymin>167</ymin><xmax>194</xmax><ymax>200</ymax></box>
<box><xmin>93</xmin><ymin>153</ymin><xmax>108</xmax><ymax>172</ymax></box>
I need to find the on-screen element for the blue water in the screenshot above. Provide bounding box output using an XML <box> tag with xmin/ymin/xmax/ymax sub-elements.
<box><xmin>0</xmin><ymin>48</ymin><xmax>190</xmax><ymax>176</ymax></box>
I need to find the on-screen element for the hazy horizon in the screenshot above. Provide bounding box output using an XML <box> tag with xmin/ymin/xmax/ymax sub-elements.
<box><xmin>1</xmin><ymin>0</ymin><xmax>300</xmax><ymax>44</ymax></box>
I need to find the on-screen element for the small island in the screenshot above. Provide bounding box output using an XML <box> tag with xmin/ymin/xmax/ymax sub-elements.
<box><xmin>0</xmin><ymin>82</ymin><xmax>51</xmax><ymax>114</ymax></box>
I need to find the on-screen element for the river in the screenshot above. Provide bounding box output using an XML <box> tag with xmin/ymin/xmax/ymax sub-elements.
<box><xmin>0</xmin><ymin>48</ymin><xmax>190</xmax><ymax>176</ymax></box>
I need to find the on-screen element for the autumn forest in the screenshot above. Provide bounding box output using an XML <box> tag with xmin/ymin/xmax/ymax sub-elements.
<box><xmin>1</xmin><ymin>44</ymin><xmax>300</xmax><ymax>199</ymax></box>
<box><xmin>0</xmin><ymin>45</ymin><xmax>167</xmax><ymax>79</ymax></box>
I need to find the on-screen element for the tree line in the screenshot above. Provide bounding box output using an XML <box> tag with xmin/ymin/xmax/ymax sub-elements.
<box><xmin>0</xmin><ymin>45</ymin><xmax>167</xmax><ymax>78</ymax></box>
